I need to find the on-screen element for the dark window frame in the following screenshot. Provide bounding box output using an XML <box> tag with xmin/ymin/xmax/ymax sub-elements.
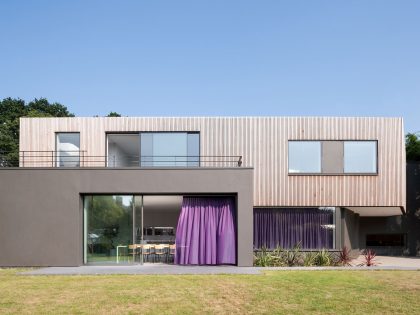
<box><xmin>104</xmin><ymin>131</ymin><xmax>201</xmax><ymax>167</ymax></box>
<box><xmin>288</xmin><ymin>140</ymin><xmax>379</xmax><ymax>176</ymax></box>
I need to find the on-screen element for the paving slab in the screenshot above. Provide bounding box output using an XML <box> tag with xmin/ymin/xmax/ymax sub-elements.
<box><xmin>19</xmin><ymin>256</ymin><xmax>420</xmax><ymax>275</ymax></box>
<box><xmin>21</xmin><ymin>265</ymin><xmax>262</xmax><ymax>275</ymax></box>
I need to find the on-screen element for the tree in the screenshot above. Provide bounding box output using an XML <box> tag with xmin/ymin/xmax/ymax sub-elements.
<box><xmin>0</xmin><ymin>97</ymin><xmax>74</xmax><ymax>166</ymax></box>
<box><xmin>107</xmin><ymin>112</ymin><xmax>121</xmax><ymax>117</ymax></box>
<box><xmin>406</xmin><ymin>132</ymin><xmax>420</xmax><ymax>161</ymax></box>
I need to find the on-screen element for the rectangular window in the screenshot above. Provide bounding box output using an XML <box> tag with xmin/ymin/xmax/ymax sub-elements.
<box><xmin>288</xmin><ymin>141</ymin><xmax>321</xmax><ymax>173</ymax></box>
<box><xmin>56</xmin><ymin>133</ymin><xmax>80</xmax><ymax>167</ymax></box>
<box><xmin>366</xmin><ymin>234</ymin><xmax>405</xmax><ymax>247</ymax></box>
<box><xmin>288</xmin><ymin>140</ymin><xmax>378</xmax><ymax>175</ymax></box>
<box><xmin>140</xmin><ymin>132</ymin><xmax>199</xmax><ymax>167</ymax></box>
<box><xmin>107</xmin><ymin>134</ymin><xmax>140</xmax><ymax>167</ymax></box>
<box><xmin>344</xmin><ymin>141</ymin><xmax>377</xmax><ymax>173</ymax></box>
<box><xmin>254</xmin><ymin>207</ymin><xmax>336</xmax><ymax>250</ymax></box>
<box><xmin>84</xmin><ymin>195</ymin><xmax>134</xmax><ymax>264</ymax></box>
<box><xmin>106</xmin><ymin>132</ymin><xmax>200</xmax><ymax>167</ymax></box>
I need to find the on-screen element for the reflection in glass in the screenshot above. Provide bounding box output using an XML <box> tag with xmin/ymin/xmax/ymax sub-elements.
<box><xmin>107</xmin><ymin>134</ymin><xmax>140</xmax><ymax>167</ymax></box>
<box><xmin>56</xmin><ymin>133</ymin><xmax>80</xmax><ymax>167</ymax></box>
<box><xmin>85</xmin><ymin>195</ymin><xmax>133</xmax><ymax>264</ymax></box>
<box><xmin>141</xmin><ymin>133</ymin><xmax>199</xmax><ymax>167</ymax></box>
<box><xmin>344</xmin><ymin>141</ymin><xmax>377</xmax><ymax>173</ymax></box>
<box><xmin>288</xmin><ymin>141</ymin><xmax>321</xmax><ymax>173</ymax></box>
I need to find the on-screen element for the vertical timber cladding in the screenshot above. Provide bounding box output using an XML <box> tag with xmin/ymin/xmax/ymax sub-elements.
<box><xmin>20</xmin><ymin>117</ymin><xmax>406</xmax><ymax>208</ymax></box>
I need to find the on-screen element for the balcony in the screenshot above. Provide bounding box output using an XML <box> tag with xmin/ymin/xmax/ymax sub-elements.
<box><xmin>0</xmin><ymin>151</ymin><xmax>243</xmax><ymax>168</ymax></box>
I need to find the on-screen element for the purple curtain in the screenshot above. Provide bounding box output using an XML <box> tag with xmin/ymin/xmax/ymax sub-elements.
<box><xmin>175</xmin><ymin>197</ymin><xmax>236</xmax><ymax>265</ymax></box>
<box><xmin>254</xmin><ymin>208</ymin><xmax>335</xmax><ymax>249</ymax></box>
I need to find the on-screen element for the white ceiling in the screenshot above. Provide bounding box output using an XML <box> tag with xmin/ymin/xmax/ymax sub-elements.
<box><xmin>108</xmin><ymin>134</ymin><xmax>139</xmax><ymax>156</ymax></box>
<box><xmin>346</xmin><ymin>207</ymin><xmax>403</xmax><ymax>217</ymax></box>
<box><xmin>143</xmin><ymin>195</ymin><xmax>183</xmax><ymax>212</ymax></box>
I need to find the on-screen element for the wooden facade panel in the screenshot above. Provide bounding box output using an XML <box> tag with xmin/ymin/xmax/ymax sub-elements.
<box><xmin>19</xmin><ymin>117</ymin><xmax>406</xmax><ymax>208</ymax></box>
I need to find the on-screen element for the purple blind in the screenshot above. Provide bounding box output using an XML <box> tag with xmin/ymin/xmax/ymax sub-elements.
<box><xmin>254</xmin><ymin>208</ymin><xmax>335</xmax><ymax>250</ymax></box>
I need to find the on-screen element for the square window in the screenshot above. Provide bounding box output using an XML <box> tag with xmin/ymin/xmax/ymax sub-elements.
<box><xmin>288</xmin><ymin>141</ymin><xmax>321</xmax><ymax>173</ymax></box>
<box><xmin>344</xmin><ymin>141</ymin><xmax>377</xmax><ymax>173</ymax></box>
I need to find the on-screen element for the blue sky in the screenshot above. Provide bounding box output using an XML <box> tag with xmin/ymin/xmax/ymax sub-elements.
<box><xmin>0</xmin><ymin>1</ymin><xmax>419</xmax><ymax>132</ymax></box>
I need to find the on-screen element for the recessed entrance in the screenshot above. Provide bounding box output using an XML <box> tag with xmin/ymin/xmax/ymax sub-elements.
<box><xmin>83</xmin><ymin>195</ymin><xmax>236</xmax><ymax>265</ymax></box>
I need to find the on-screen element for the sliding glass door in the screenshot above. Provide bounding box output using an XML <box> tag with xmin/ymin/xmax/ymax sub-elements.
<box><xmin>83</xmin><ymin>195</ymin><xmax>236</xmax><ymax>265</ymax></box>
<box><xmin>84</xmin><ymin>195</ymin><xmax>134</xmax><ymax>264</ymax></box>
<box><xmin>106</xmin><ymin>132</ymin><xmax>199</xmax><ymax>167</ymax></box>
<box><xmin>84</xmin><ymin>195</ymin><xmax>181</xmax><ymax>265</ymax></box>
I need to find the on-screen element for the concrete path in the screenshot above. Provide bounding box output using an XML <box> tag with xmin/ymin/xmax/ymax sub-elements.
<box><xmin>351</xmin><ymin>255</ymin><xmax>420</xmax><ymax>268</ymax></box>
<box><xmin>21</xmin><ymin>256</ymin><xmax>420</xmax><ymax>275</ymax></box>
<box><xmin>22</xmin><ymin>264</ymin><xmax>262</xmax><ymax>275</ymax></box>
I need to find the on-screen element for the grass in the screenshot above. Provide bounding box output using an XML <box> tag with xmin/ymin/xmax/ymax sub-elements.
<box><xmin>0</xmin><ymin>269</ymin><xmax>419</xmax><ymax>314</ymax></box>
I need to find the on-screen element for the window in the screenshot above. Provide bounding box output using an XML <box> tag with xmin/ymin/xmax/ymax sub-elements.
<box><xmin>84</xmin><ymin>195</ymin><xmax>134</xmax><ymax>264</ymax></box>
<box><xmin>288</xmin><ymin>141</ymin><xmax>321</xmax><ymax>173</ymax></box>
<box><xmin>106</xmin><ymin>132</ymin><xmax>200</xmax><ymax>167</ymax></box>
<box><xmin>56</xmin><ymin>133</ymin><xmax>80</xmax><ymax>167</ymax></box>
<box><xmin>288</xmin><ymin>140</ymin><xmax>378</xmax><ymax>175</ymax></box>
<box><xmin>140</xmin><ymin>132</ymin><xmax>199</xmax><ymax>167</ymax></box>
<box><xmin>344</xmin><ymin>141</ymin><xmax>377</xmax><ymax>173</ymax></box>
<box><xmin>366</xmin><ymin>234</ymin><xmax>405</xmax><ymax>247</ymax></box>
<box><xmin>107</xmin><ymin>134</ymin><xmax>140</xmax><ymax>167</ymax></box>
<box><xmin>254</xmin><ymin>207</ymin><xmax>336</xmax><ymax>250</ymax></box>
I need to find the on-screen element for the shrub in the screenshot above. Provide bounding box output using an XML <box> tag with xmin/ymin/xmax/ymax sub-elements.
<box><xmin>338</xmin><ymin>246</ymin><xmax>352</xmax><ymax>266</ymax></box>
<box><xmin>303</xmin><ymin>252</ymin><xmax>317</xmax><ymax>266</ymax></box>
<box><xmin>254</xmin><ymin>246</ymin><xmax>272</xmax><ymax>267</ymax></box>
<box><xmin>254</xmin><ymin>244</ymin><xmax>340</xmax><ymax>267</ymax></box>
<box><xmin>254</xmin><ymin>245</ymin><xmax>286</xmax><ymax>267</ymax></box>
<box><xmin>283</xmin><ymin>242</ymin><xmax>303</xmax><ymax>267</ymax></box>
<box><xmin>358</xmin><ymin>249</ymin><xmax>378</xmax><ymax>267</ymax></box>
<box><xmin>313</xmin><ymin>249</ymin><xmax>333</xmax><ymax>266</ymax></box>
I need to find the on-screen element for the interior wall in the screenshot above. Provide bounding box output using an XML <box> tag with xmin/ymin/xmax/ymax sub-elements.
<box><xmin>143</xmin><ymin>195</ymin><xmax>182</xmax><ymax>227</ymax></box>
<box><xmin>107</xmin><ymin>143</ymin><xmax>127</xmax><ymax>167</ymax></box>
<box><xmin>358</xmin><ymin>216</ymin><xmax>406</xmax><ymax>255</ymax></box>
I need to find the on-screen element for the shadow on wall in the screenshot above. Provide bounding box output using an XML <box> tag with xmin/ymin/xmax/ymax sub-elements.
<box><xmin>405</xmin><ymin>162</ymin><xmax>420</xmax><ymax>256</ymax></box>
<box><xmin>358</xmin><ymin>162</ymin><xmax>420</xmax><ymax>256</ymax></box>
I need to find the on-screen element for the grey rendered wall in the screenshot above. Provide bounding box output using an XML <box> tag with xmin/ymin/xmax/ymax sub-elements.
<box><xmin>359</xmin><ymin>162</ymin><xmax>420</xmax><ymax>256</ymax></box>
<box><xmin>0</xmin><ymin>168</ymin><xmax>253</xmax><ymax>267</ymax></box>
<box><xmin>341</xmin><ymin>208</ymin><xmax>360</xmax><ymax>255</ymax></box>
<box><xmin>357</xmin><ymin>162</ymin><xmax>420</xmax><ymax>256</ymax></box>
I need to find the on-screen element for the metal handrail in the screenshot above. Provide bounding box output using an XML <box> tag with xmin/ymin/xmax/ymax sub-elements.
<box><xmin>0</xmin><ymin>150</ymin><xmax>243</xmax><ymax>168</ymax></box>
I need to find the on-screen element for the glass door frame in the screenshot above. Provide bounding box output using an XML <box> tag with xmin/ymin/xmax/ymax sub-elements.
<box><xmin>83</xmin><ymin>194</ymin><xmax>143</xmax><ymax>265</ymax></box>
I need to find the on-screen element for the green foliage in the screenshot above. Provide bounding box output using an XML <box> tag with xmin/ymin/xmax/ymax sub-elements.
<box><xmin>107</xmin><ymin>112</ymin><xmax>121</xmax><ymax>117</ymax></box>
<box><xmin>283</xmin><ymin>242</ymin><xmax>303</xmax><ymax>266</ymax></box>
<box><xmin>303</xmin><ymin>252</ymin><xmax>317</xmax><ymax>266</ymax></box>
<box><xmin>254</xmin><ymin>245</ymin><xmax>340</xmax><ymax>267</ymax></box>
<box><xmin>88</xmin><ymin>196</ymin><xmax>133</xmax><ymax>251</ymax></box>
<box><xmin>0</xmin><ymin>97</ymin><xmax>74</xmax><ymax>165</ymax></box>
<box><xmin>406</xmin><ymin>132</ymin><xmax>420</xmax><ymax>161</ymax></box>
<box><xmin>254</xmin><ymin>247</ymin><xmax>273</xmax><ymax>267</ymax></box>
<box><xmin>313</xmin><ymin>249</ymin><xmax>334</xmax><ymax>266</ymax></box>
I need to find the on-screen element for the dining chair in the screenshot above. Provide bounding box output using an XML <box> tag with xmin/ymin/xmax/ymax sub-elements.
<box><xmin>169</xmin><ymin>244</ymin><xmax>176</xmax><ymax>263</ymax></box>
<box><xmin>142</xmin><ymin>245</ymin><xmax>151</xmax><ymax>263</ymax></box>
<box><xmin>154</xmin><ymin>244</ymin><xmax>166</xmax><ymax>263</ymax></box>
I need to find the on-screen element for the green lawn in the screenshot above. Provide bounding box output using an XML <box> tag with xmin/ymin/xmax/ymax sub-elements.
<box><xmin>0</xmin><ymin>269</ymin><xmax>419</xmax><ymax>314</ymax></box>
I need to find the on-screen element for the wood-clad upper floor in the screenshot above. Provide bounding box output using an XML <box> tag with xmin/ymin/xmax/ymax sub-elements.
<box><xmin>19</xmin><ymin>116</ymin><xmax>406</xmax><ymax>209</ymax></box>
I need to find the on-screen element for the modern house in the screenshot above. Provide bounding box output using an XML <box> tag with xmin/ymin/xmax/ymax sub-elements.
<box><xmin>0</xmin><ymin>116</ymin><xmax>406</xmax><ymax>267</ymax></box>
